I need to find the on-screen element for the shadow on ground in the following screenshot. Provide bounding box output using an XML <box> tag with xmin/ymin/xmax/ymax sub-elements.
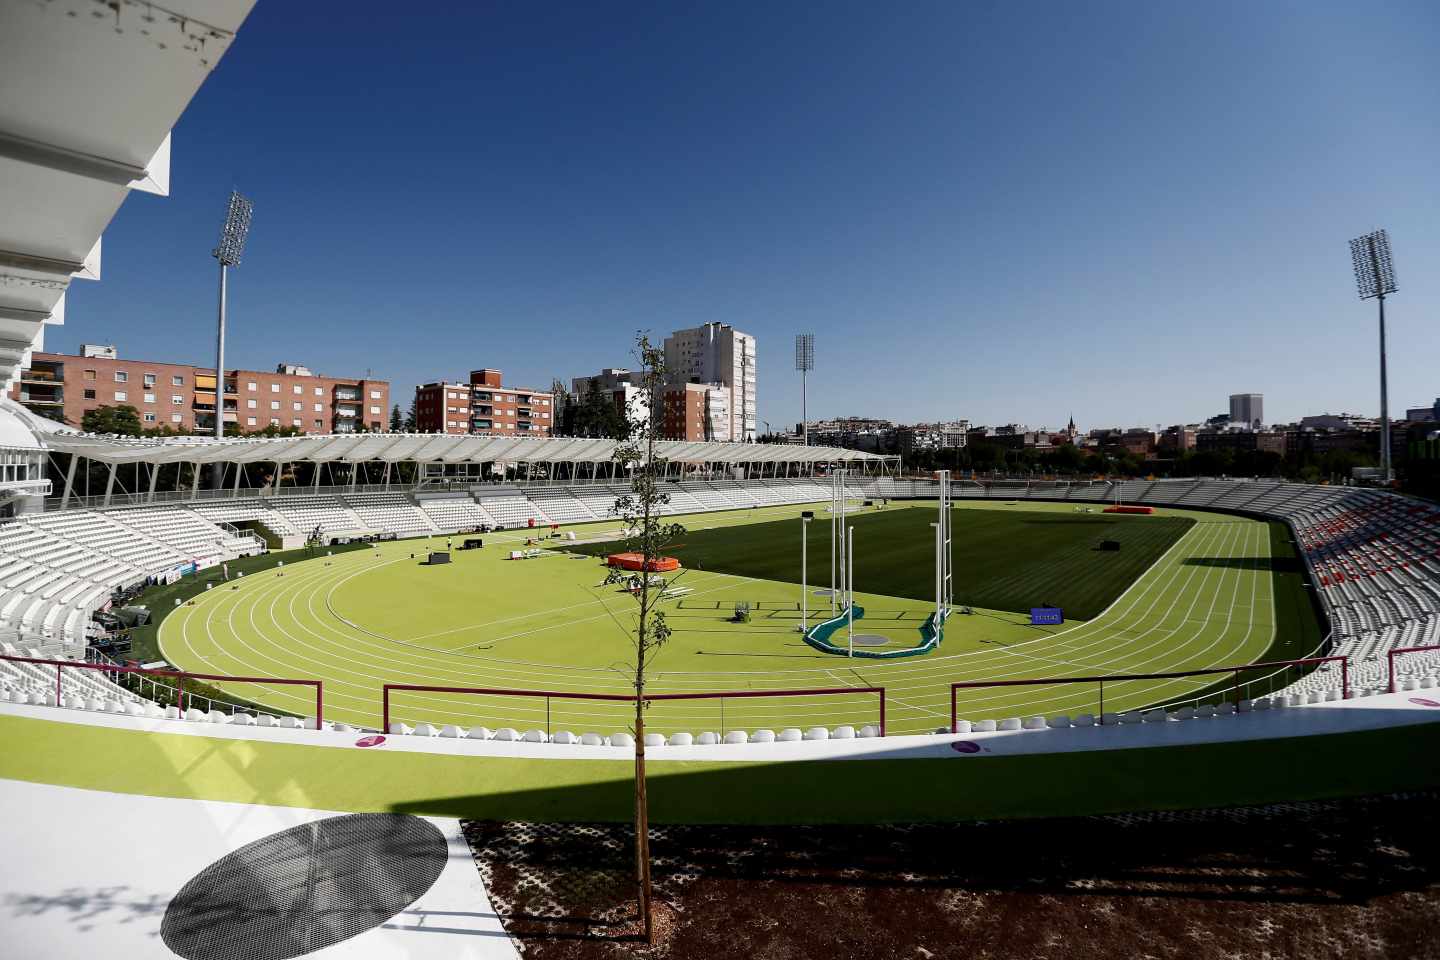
<box><xmin>463</xmin><ymin>792</ymin><xmax>1440</xmax><ymax>960</ymax></box>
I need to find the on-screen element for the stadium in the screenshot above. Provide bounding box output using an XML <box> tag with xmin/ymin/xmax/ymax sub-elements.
<box><xmin>2</xmin><ymin>3</ymin><xmax>1439</xmax><ymax>959</ymax></box>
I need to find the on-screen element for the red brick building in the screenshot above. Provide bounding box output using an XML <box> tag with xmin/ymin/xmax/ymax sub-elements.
<box><xmin>414</xmin><ymin>369</ymin><xmax>553</xmax><ymax>435</ymax></box>
<box><xmin>11</xmin><ymin>346</ymin><xmax>387</xmax><ymax>434</ymax></box>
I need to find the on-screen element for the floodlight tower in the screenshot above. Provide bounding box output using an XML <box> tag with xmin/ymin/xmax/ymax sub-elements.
<box><xmin>211</xmin><ymin>191</ymin><xmax>253</xmax><ymax>472</ymax></box>
<box><xmin>1349</xmin><ymin>229</ymin><xmax>1398</xmax><ymax>483</ymax></box>
<box><xmin>795</xmin><ymin>334</ymin><xmax>814</xmax><ymax>445</ymax></box>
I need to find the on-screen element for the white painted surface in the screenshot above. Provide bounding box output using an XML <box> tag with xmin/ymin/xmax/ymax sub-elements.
<box><xmin>0</xmin><ymin>778</ymin><xmax>520</xmax><ymax>960</ymax></box>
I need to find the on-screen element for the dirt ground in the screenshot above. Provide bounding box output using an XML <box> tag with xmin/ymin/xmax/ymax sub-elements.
<box><xmin>463</xmin><ymin>792</ymin><xmax>1440</xmax><ymax>960</ymax></box>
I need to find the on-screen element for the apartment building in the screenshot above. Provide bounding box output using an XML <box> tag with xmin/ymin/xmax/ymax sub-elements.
<box><xmin>663</xmin><ymin>322</ymin><xmax>756</xmax><ymax>441</ymax></box>
<box><xmin>660</xmin><ymin>382</ymin><xmax>730</xmax><ymax>442</ymax></box>
<box><xmin>414</xmin><ymin>369</ymin><xmax>553</xmax><ymax>436</ymax></box>
<box><xmin>10</xmin><ymin>345</ymin><xmax>387</xmax><ymax>434</ymax></box>
<box><xmin>570</xmin><ymin>368</ymin><xmax>649</xmax><ymax>428</ymax></box>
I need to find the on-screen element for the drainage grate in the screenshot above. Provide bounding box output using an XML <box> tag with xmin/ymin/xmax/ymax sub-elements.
<box><xmin>161</xmin><ymin>813</ymin><xmax>447</xmax><ymax>960</ymax></box>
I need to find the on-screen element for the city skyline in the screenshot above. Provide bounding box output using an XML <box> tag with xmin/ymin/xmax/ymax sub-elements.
<box><xmin>48</xmin><ymin>1</ymin><xmax>1440</xmax><ymax>431</ymax></box>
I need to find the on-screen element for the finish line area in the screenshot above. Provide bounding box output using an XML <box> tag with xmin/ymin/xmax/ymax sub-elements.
<box><xmin>151</xmin><ymin>499</ymin><xmax>1318</xmax><ymax>737</ymax></box>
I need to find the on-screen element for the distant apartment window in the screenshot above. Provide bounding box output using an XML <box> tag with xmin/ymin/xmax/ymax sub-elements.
<box><xmin>313</xmin><ymin>403</ymin><xmax>322</xmax><ymax>412</ymax></box>
<box><xmin>172</xmin><ymin>395</ymin><xmax>183</xmax><ymax>405</ymax></box>
<box><xmin>292</xmin><ymin>418</ymin><xmax>301</xmax><ymax>427</ymax></box>
<box><xmin>247</xmin><ymin>381</ymin><xmax>257</xmax><ymax>391</ymax></box>
<box><xmin>370</xmin><ymin>390</ymin><xmax>382</xmax><ymax>399</ymax></box>
<box><xmin>314</xmin><ymin>420</ymin><xmax>322</xmax><ymax>429</ymax></box>
<box><xmin>143</xmin><ymin>374</ymin><xmax>156</xmax><ymax>387</ymax></box>
<box><xmin>270</xmin><ymin>418</ymin><xmax>279</xmax><ymax>426</ymax></box>
<box><xmin>114</xmin><ymin>391</ymin><xmax>127</xmax><ymax>401</ymax></box>
<box><xmin>314</xmin><ymin>387</ymin><xmax>322</xmax><ymax>396</ymax></box>
<box><xmin>83</xmin><ymin>369</ymin><xmax>96</xmax><ymax>381</ymax></box>
<box><xmin>143</xmin><ymin>393</ymin><xmax>155</xmax><ymax>404</ymax></box>
<box><xmin>143</xmin><ymin>413</ymin><xmax>156</xmax><ymax>423</ymax></box>
<box><xmin>369</xmin><ymin>406</ymin><xmax>380</xmax><ymax>415</ymax></box>
<box><xmin>114</xmin><ymin>371</ymin><xmax>128</xmax><ymax>383</ymax></box>
<box><xmin>270</xmin><ymin>401</ymin><xmax>279</xmax><ymax>411</ymax></box>
<box><xmin>292</xmin><ymin>385</ymin><xmax>302</xmax><ymax>394</ymax></box>
<box><xmin>172</xmin><ymin>375</ymin><xmax>183</xmax><ymax>386</ymax></box>
<box><xmin>247</xmin><ymin>399</ymin><xmax>257</xmax><ymax>409</ymax></box>
<box><xmin>171</xmin><ymin>414</ymin><xmax>182</xmax><ymax>423</ymax></box>
<box><xmin>292</xmin><ymin>402</ymin><xmax>301</xmax><ymax>411</ymax></box>
<box><xmin>270</xmin><ymin>383</ymin><xmax>279</xmax><ymax>393</ymax></box>
<box><xmin>83</xmin><ymin>389</ymin><xmax>96</xmax><ymax>400</ymax></box>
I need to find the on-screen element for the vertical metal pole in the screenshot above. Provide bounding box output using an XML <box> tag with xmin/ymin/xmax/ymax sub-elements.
<box><xmin>801</xmin><ymin>518</ymin><xmax>808</xmax><ymax>633</ymax></box>
<box><xmin>801</xmin><ymin>369</ymin><xmax>807</xmax><ymax>446</ymax></box>
<box><xmin>1378</xmin><ymin>292</ymin><xmax>1391</xmax><ymax>483</ymax></box>
<box><xmin>213</xmin><ymin>262</ymin><xmax>227</xmax><ymax>488</ymax></box>
<box><xmin>847</xmin><ymin>525</ymin><xmax>854</xmax><ymax>657</ymax></box>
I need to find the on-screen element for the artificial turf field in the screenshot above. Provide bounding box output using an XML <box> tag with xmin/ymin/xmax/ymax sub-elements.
<box><xmin>156</xmin><ymin>499</ymin><xmax>1323</xmax><ymax>737</ymax></box>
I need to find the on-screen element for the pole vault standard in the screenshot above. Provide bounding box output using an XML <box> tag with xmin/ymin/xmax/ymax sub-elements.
<box><xmin>847</xmin><ymin>524</ymin><xmax>855</xmax><ymax>657</ymax></box>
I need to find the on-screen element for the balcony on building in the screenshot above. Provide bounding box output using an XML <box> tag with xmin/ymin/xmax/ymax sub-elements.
<box><xmin>335</xmin><ymin>406</ymin><xmax>359</xmax><ymax>419</ymax></box>
<box><xmin>473</xmin><ymin>404</ymin><xmax>493</xmax><ymax>416</ymax></box>
<box><xmin>333</xmin><ymin>386</ymin><xmax>361</xmax><ymax>402</ymax></box>
<box><xmin>471</xmin><ymin>419</ymin><xmax>493</xmax><ymax>430</ymax></box>
<box><xmin>19</xmin><ymin>359</ymin><xmax>63</xmax><ymax>384</ymax></box>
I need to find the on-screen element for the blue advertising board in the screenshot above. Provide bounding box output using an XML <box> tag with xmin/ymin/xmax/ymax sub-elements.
<box><xmin>1030</xmin><ymin>607</ymin><xmax>1064</xmax><ymax>626</ymax></box>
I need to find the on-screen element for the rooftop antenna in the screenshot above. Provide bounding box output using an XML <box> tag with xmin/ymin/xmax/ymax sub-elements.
<box><xmin>795</xmin><ymin>333</ymin><xmax>815</xmax><ymax>445</ymax></box>
<box><xmin>211</xmin><ymin>190</ymin><xmax>253</xmax><ymax>473</ymax></box>
<box><xmin>1349</xmin><ymin>229</ymin><xmax>1398</xmax><ymax>483</ymax></box>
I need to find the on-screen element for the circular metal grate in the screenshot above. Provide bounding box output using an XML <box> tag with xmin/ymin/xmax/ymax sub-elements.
<box><xmin>161</xmin><ymin>813</ymin><xmax>447</xmax><ymax>960</ymax></box>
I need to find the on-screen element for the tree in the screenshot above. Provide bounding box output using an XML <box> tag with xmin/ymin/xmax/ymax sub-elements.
<box><xmin>602</xmin><ymin>333</ymin><xmax>685</xmax><ymax>945</ymax></box>
<box><xmin>82</xmin><ymin>404</ymin><xmax>143</xmax><ymax>436</ymax></box>
<box><xmin>403</xmin><ymin>399</ymin><xmax>417</xmax><ymax>433</ymax></box>
<box><xmin>389</xmin><ymin>404</ymin><xmax>404</xmax><ymax>432</ymax></box>
<box><xmin>550</xmin><ymin>378</ymin><xmax>573</xmax><ymax>436</ymax></box>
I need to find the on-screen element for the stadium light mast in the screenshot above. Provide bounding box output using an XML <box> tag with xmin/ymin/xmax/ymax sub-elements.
<box><xmin>211</xmin><ymin>191</ymin><xmax>253</xmax><ymax>481</ymax></box>
<box><xmin>795</xmin><ymin>334</ymin><xmax>814</xmax><ymax>445</ymax></box>
<box><xmin>1349</xmin><ymin>229</ymin><xmax>1398</xmax><ymax>484</ymax></box>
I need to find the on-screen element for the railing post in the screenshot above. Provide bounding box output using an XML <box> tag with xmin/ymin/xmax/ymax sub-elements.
<box><xmin>1098</xmin><ymin>679</ymin><xmax>1104</xmax><ymax>724</ymax></box>
<box><xmin>1388</xmin><ymin>650</ymin><xmax>1396</xmax><ymax>694</ymax></box>
<box><xmin>1341</xmin><ymin>657</ymin><xmax>1349</xmax><ymax>700</ymax></box>
<box><xmin>316</xmin><ymin>681</ymin><xmax>324</xmax><ymax>726</ymax></box>
<box><xmin>382</xmin><ymin>685</ymin><xmax>390</xmax><ymax>733</ymax></box>
<box><xmin>1233</xmin><ymin>670</ymin><xmax>1240</xmax><ymax>707</ymax></box>
<box><xmin>879</xmin><ymin>689</ymin><xmax>886</xmax><ymax>737</ymax></box>
<box><xmin>546</xmin><ymin>696</ymin><xmax>551</xmax><ymax>738</ymax></box>
<box><xmin>55</xmin><ymin>663</ymin><xmax>61</xmax><ymax>705</ymax></box>
<box><xmin>720</xmin><ymin>696</ymin><xmax>725</xmax><ymax>737</ymax></box>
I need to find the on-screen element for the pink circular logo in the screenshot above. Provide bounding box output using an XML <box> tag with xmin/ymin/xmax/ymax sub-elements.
<box><xmin>950</xmin><ymin>740</ymin><xmax>982</xmax><ymax>754</ymax></box>
<box><xmin>355</xmin><ymin>735</ymin><xmax>387</xmax><ymax>748</ymax></box>
<box><xmin>1408</xmin><ymin>698</ymin><xmax>1440</xmax><ymax>708</ymax></box>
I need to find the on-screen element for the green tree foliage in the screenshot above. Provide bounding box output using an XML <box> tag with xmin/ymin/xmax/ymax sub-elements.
<box><xmin>389</xmin><ymin>404</ymin><xmax>404</xmax><ymax>432</ymax></box>
<box><xmin>81</xmin><ymin>404</ymin><xmax>144</xmax><ymax>436</ymax></box>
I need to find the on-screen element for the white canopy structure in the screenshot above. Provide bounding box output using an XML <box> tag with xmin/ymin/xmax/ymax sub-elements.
<box><xmin>42</xmin><ymin>430</ymin><xmax>892</xmax><ymax>468</ymax></box>
<box><xmin>0</xmin><ymin>0</ymin><xmax>256</xmax><ymax>391</ymax></box>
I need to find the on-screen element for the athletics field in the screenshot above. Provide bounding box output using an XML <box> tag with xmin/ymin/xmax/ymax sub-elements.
<box><xmin>154</xmin><ymin>500</ymin><xmax>1323</xmax><ymax>736</ymax></box>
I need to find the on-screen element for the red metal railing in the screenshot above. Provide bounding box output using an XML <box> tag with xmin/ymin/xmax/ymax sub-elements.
<box><xmin>0</xmin><ymin>654</ymin><xmax>323</xmax><ymax>724</ymax></box>
<box><xmin>949</xmin><ymin>655</ymin><xmax>1348</xmax><ymax>733</ymax></box>
<box><xmin>382</xmin><ymin>683</ymin><xmax>885</xmax><ymax>737</ymax></box>
<box><xmin>1387</xmin><ymin>645</ymin><xmax>1440</xmax><ymax>694</ymax></box>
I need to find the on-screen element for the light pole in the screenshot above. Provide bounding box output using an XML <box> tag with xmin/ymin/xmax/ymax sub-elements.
<box><xmin>211</xmin><ymin>191</ymin><xmax>252</xmax><ymax>486</ymax></box>
<box><xmin>1349</xmin><ymin>229</ymin><xmax>1398</xmax><ymax>484</ymax></box>
<box><xmin>795</xmin><ymin>334</ymin><xmax>814</xmax><ymax>445</ymax></box>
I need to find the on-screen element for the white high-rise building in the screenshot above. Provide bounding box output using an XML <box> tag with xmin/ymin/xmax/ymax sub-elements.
<box><xmin>663</xmin><ymin>323</ymin><xmax>757</xmax><ymax>441</ymax></box>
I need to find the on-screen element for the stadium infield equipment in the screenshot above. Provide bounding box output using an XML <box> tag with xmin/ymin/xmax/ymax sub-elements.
<box><xmin>155</xmin><ymin>500</ymin><xmax>1320</xmax><ymax>736</ymax></box>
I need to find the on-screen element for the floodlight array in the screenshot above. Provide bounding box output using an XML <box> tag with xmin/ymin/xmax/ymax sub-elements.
<box><xmin>1350</xmin><ymin>229</ymin><xmax>1397</xmax><ymax>300</ymax></box>
<box><xmin>213</xmin><ymin>190</ymin><xmax>253</xmax><ymax>267</ymax></box>
<box><xmin>795</xmin><ymin>333</ymin><xmax>815</xmax><ymax>372</ymax></box>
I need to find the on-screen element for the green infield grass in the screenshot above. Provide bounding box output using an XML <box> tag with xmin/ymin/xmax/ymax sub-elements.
<box><xmin>569</xmin><ymin>503</ymin><xmax>1193</xmax><ymax>620</ymax></box>
<box><xmin>153</xmin><ymin>500</ymin><xmax>1323</xmax><ymax>737</ymax></box>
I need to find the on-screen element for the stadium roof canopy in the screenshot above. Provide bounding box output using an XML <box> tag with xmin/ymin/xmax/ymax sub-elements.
<box><xmin>0</xmin><ymin>1</ymin><xmax>256</xmax><ymax>390</ymax></box>
<box><xmin>40</xmin><ymin>431</ymin><xmax>893</xmax><ymax>467</ymax></box>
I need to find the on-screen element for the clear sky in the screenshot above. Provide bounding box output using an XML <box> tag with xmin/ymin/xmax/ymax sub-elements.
<box><xmin>61</xmin><ymin>0</ymin><xmax>1439</xmax><ymax>432</ymax></box>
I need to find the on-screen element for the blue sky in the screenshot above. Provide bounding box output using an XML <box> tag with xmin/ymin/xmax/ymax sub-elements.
<box><xmin>63</xmin><ymin>0</ymin><xmax>1439</xmax><ymax>432</ymax></box>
